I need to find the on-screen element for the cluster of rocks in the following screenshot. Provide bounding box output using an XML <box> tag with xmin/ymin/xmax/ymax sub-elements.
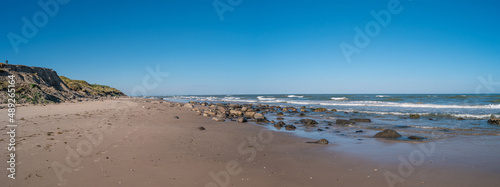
<box><xmin>487</xmin><ymin>118</ymin><xmax>500</xmax><ymax>125</ymax></box>
<box><xmin>181</xmin><ymin>102</ymin><xmax>341</xmax><ymax>128</ymax></box>
<box><xmin>170</xmin><ymin>101</ymin><xmax>434</xmax><ymax>142</ymax></box>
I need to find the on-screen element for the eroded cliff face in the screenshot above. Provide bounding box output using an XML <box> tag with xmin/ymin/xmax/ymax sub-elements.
<box><xmin>0</xmin><ymin>63</ymin><xmax>125</xmax><ymax>104</ymax></box>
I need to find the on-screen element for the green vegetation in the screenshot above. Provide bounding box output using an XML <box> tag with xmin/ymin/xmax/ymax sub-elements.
<box><xmin>30</xmin><ymin>83</ymin><xmax>40</xmax><ymax>89</ymax></box>
<box><xmin>59</xmin><ymin>76</ymin><xmax>125</xmax><ymax>97</ymax></box>
<box><xmin>0</xmin><ymin>81</ymin><xmax>7</xmax><ymax>90</ymax></box>
<box><xmin>8</xmin><ymin>84</ymin><xmax>53</xmax><ymax>104</ymax></box>
<box><xmin>20</xmin><ymin>92</ymin><xmax>49</xmax><ymax>104</ymax></box>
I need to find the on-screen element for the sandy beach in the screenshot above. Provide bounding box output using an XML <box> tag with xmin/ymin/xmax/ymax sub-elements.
<box><xmin>0</xmin><ymin>98</ymin><xmax>498</xmax><ymax>187</ymax></box>
<box><xmin>3</xmin><ymin>0</ymin><xmax>500</xmax><ymax>186</ymax></box>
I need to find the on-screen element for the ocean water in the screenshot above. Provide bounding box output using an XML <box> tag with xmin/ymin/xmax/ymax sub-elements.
<box><xmin>162</xmin><ymin>94</ymin><xmax>500</xmax><ymax>137</ymax></box>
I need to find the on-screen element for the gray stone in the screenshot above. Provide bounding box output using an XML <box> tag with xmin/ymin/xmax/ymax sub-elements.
<box><xmin>374</xmin><ymin>129</ymin><xmax>402</xmax><ymax>138</ymax></box>
<box><xmin>284</xmin><ymin>125</ymin><xmax>296</xmax><ymax>130</ymax></box>
<box><xmin>274</xmin><ymin>121</ymin><xmax>285</xmax><ymax>128</ymax></box>
<box><xmin>349</xmin><ymin>118</ymin><xmax>371</xmax><ymax>123</ymax></box>
<box><xmin>238</xmin><ymin>117</ymin><xmax>248</xmax><ymax>123</ymax></box>
<box><xmin>408</xmin><ymin>135</ymin><xmax>425</xmax><ymax>140</ymax></box>
<box><xmin>254</xmin><ymin>113</ymin><xmax>265</xmax><ymax>119</ymax></box>
<box><xmin>487</xmin><ymin>118</ymin><xmax>500</xmax><ymax>125</ymax></box>
<box><xmin>336</xmin><ymin>119</ymin><xmax>355</xmax><ymax>125</ymax></box>
<box><xmin>300</xmin><ymin>119</ymin><xmax>318</xmax><ymax>126</ymax></box>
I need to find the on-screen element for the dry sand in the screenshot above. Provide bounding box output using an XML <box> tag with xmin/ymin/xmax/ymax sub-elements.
<box><xmin>1</xmin><ymin>98</ymin><xmax>499</xmax><ymax>187</ymax></box>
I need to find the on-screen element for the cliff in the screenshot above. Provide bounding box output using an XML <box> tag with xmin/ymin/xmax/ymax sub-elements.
<box><xmin>0</xmin><ymin>63</ymin><xmax>125</xmax><ymax>104</ymax></box>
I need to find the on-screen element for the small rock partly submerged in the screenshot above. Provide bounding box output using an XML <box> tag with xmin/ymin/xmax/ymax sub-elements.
<box><xmin>374</xmin><ymin>129</ymin><xmax>402</xmax><ymax>138</ymax></box>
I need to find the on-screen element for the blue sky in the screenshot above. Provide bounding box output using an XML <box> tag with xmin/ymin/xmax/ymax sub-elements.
<box><xmin>1</xmin><ymin>0</ymin><xmax>499</xmax><ymax>95</ymax></box>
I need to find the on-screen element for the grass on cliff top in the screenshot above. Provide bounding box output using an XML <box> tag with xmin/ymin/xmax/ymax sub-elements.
<box><xmin>59</xmin><ymin>76</ymin><xmax>125</xmax><ymax>96</ymax></box>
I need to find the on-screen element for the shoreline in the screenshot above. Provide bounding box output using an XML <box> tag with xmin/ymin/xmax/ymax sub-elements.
<box><xmin>1</xmin><ymin>98</ymin><xmax>499</xmax><ymax>186</ymax></box>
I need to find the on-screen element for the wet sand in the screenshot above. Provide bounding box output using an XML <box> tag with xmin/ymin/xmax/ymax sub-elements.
<box><xmin>1</xmin><ymin>98</ymin><xmax>499</xmax><ymax>187</ymax></box>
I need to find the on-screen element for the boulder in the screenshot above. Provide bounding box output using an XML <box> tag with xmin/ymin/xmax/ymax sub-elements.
<box><xmin>216</xmin><ymin>113</ymin><xmax>227</xmax><ymax>119</ymax></box>
<box><xmin>409</xmin><ymin>114</ymin><xmax>420</xmax><ymax>119</ymax></box>
<box><xmin>331</xmin><ymin>109</ymin><xmax>337</xmax><ymax>112</ymax></box>
<box><xmin>408</xmin><ymin>135</ymin><xmax>425</xmax><ymax>140</ymax></box>
<box><xmin>300</xmin><ymin>119</ymin><xmax>318</xmax><ymax>126</ymax></box>
<box><xmin>238</xmin><ymin>117</ymin><xmax>247</xmax><ymax>123</ymax></box>
<box><xmin>276</xmin><ymin>117</ymin><xmax>284</xmax><ymax>120</ymax></box>
<box><xmin>277</xmin><ymin>112</ymin><xmax>284</xmax><ymax>116</ymax></box>
<box><xmin>274</xmin><ymin>121</ymin><xmax>285</xmax><ymax>128</ymax></box>
<box><xmin>487</xmin><ymin>118</ymin><xmax>500</xmax><ymax>125</ymax></box>
<box><xmin>374</xmin><ymin>129</ymin><xmax>402</xmax><ymax>138</ymax></box>
<box><xmin>314</xmin><ymin>108</ymin><xmax>328</xmax><ymax>112</ymax></box>
<box><xmin>255</xmin><ymin>118</ymin><xmax>270</xmax><ymax>123</ymax></box>
<box><xmin>336</xmin><ymin>119</ymin><xmax>355</xmax><ymax>125</ymax></box>
<box><xmin>284</xmin><ymin>125</ymin><xmax>296</xmax><ymax>130</ymax></box>
<box><xmin>254</xmin><ymin>113</ymin><xmax>265</xmax><ymax>119</ymax></box>
<box><xmin>244</xmin><ymin>112</ymin><xmax>256</xmax><ymax>118</ymax></box>
<box><xmin>349</xmin><ymin>118</ymin><xmax>371</xmax><ymax>123</ymax></box>
<box><xmin>283</xmin><ymin>107</ymin><xmax>298</xmax><ymax>113</ymax></box>
<box><xmin>217</xmin><ymin>107</ymin><xmax>227</xmax><ymax>113</ymax></box>
<box><xmin>230</xmin><ymin>110</ymin><xmax>243</xmax><ymax>116</ymax></box>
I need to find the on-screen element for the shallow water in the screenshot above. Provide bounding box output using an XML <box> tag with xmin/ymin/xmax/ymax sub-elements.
<box><xmin>162</xmin><ymin>94</ymin><xmax>500</xmax><ymax>136</ymax></box>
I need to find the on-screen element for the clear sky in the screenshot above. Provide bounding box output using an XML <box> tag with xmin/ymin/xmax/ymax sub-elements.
<box><xmin>1</xmin><ymin>0</ymin><xmax>499</xmax><ymax>95</ymax></box>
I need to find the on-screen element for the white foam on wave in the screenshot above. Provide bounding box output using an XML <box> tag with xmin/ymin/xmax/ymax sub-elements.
<box><xmin>319</xmin><ymin>101</ymin><xmax>500</xmax><ymax>109</ymax></box>
<box><xmin>331</xmin><ymin>97</ymin><xmax>348</xmax><ymax>101</ymax></box>
<box><xmin>335</xmin><ymin>109</ymin><xmax>495</xmax><ymax>119</ymax></box>
<box><xmin>221</xmin><ymin>96</ymin><xmax>258</xmax><ymax>103</ymax></box>
<box><xmin>257</xmin><ymin>96</ymin><xmax>277</xmax><ymax>101</ymax></box>
<box><xmin>376</xmin><ymin>95</ymin><xmax>390</xmax><ymax>98</ymax></box>
<box><xmin>336</xmin><ymin>109</ymin><xmax>429</xmax><ymax>116</ymax></box>
<box><xmin>451</xmin><ymin>114</ymin><xmax>497</xmax><ymax>119</ymax></box>
<box><xmin>287</xmin><ymin>95</ymin><xmax>304</xmax><ymax>98</ymax></box>
<box><xmin>288</xmin><ymin>100</ymin><xmax>321</xmax><ymax>105</ymax></box>
<box><xmin>165</xmin><ymin>95</ymin><xmax>500</xmax><ymax>110</ymax></box>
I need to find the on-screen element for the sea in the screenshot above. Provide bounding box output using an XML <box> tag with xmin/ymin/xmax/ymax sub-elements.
<box><xmin>161</xmin><ymin>94</ymin><xmax>500</xmax><ymax>138</ymax></box>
